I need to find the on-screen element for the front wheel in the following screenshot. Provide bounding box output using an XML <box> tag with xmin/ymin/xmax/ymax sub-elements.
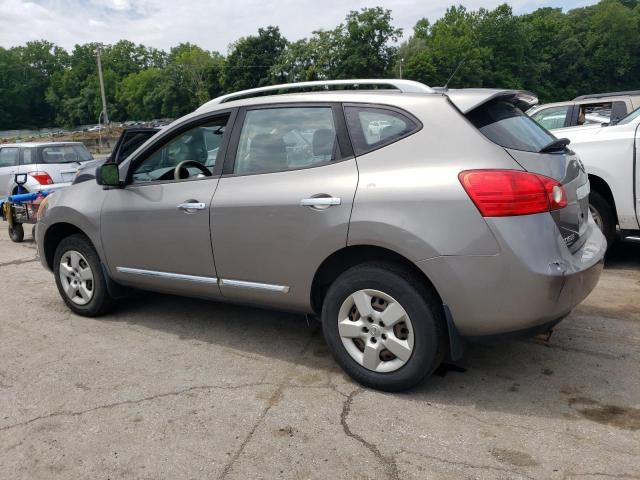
<box><xmin>321</xmin><ymin>263</ymin><xmax>446</xmax><ymax>392</ymax></box>
<box><xmin>589</xmin><ymin>191</ymin><xmax>615</xmax><ymax>247</ymax></box>
<box><xmin>53</xmin><ymin>234</ymin><xmax>115</xmax><ymax>317</ymax></box>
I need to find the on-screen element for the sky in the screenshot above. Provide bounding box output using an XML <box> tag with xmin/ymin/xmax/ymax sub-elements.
<box><xmin>0</xmin><ymin>0</ymin><xmax>599</xmax><ymax>53</ymax></box>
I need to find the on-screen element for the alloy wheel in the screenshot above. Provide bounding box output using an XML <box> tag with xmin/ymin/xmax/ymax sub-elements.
<box><xmin>337</xmin><ymin>289</ymin><xmax>414</xmax><ymax>373</ymax></box>
<box><xmin>59</xmin><ymin>250</ymin><xmax>94</xmax><ymax>306</ymax></box>
<box><xmin>590</xmin><ymin>204</ymin><xmax>604</xmax><ymax>232</ymax></box>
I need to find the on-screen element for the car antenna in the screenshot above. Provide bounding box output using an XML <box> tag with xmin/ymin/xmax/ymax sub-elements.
<box><xmin>443</xmin><ymin>51</ymin><xmax>471</xmax><ymax>91</ymax></box>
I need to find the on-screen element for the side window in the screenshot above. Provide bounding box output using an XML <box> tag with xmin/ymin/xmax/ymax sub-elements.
<box><xmin>22</xmin><ymin>148</ymin><xmax>34</xmax><ymax>165</ymax></box>
<box><xmin>0</xmin><ymin>148</ymin><xmax>19</xmax><ymax>168</ymax></box>
<box><xmin>344</xmin><ymin>106</ymin><xmax>419</xmax><ymax>156</ymax></box>
<box><xmin>234</xmin><ymin>107</ymin><xmax>337</xmax><ymax>175</ymax></box>
<box><xmin>131</xmin><ymin>116</ymin><xmax>228</xmax><ymax>184</ymax></box>
<box><xmin>531</xmin><ymin>106</ymin><xmax>570</xmax><ymax>130</ymax></box>
<box><xmin>578</xmin><ymin>102</ymin><xmax>612</xmax><ymax>126</ymax></box>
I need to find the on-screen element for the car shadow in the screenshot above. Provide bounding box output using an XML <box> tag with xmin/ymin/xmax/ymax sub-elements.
<box><xmin>605</xmin><ymin>240</ymin><xmax>640</xmax><ymax>269</ymax></box>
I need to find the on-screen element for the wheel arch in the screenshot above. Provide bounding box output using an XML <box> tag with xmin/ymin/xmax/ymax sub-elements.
<box><xmin>310</xmin><ymin>244</ymin><xmax>443</xmax><ymax>313</ymax></box>
<box><xmin>588</xmin><ymin>174</ymin><xmax>618</xmax><ymax>224</ymax></box>
<box><xmin>43</xmin><ymin>222</ymin><xmax>92</xmax><ymax>271</ymax></box>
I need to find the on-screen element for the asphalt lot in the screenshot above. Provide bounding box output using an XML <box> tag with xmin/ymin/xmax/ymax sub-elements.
<box><xmin>0</xmin><ymin>232</ymin><xmax>638</xmax><ymax>480</ymax></box>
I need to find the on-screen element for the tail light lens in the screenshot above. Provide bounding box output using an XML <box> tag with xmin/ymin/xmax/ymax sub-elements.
<box><xmin>28</xmin><ymin>171</ymin><xmax>54</xmax><ymax>185</ymax></box>
<box><xmin>459</xmin><ymin>169</ymin><xmax>567</xmax><ymax>217</ymax></box>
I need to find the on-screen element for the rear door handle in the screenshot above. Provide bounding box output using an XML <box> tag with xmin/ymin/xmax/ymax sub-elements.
<box><xmin>177</xmin><ymin>202</ymin><xmax>206</xmax><ymax>211</ymax></box>
<box><xmin>300</xmin><ymin>197</ymin><xmax>341</xmax><ymax>207</ymax></box>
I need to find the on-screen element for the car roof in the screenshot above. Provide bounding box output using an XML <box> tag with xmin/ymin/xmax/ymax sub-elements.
<box><xmin>194</xmin><ymin>80</ymin><xmax>537</xmax><ymax>118</ymax></box>
<box><xmin>0</xmin><ymin>141</ymin><xmax>85</xmax><ymax>148</ymax></box>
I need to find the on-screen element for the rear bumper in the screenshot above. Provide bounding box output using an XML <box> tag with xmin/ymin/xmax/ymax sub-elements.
<box><xmin>418</xmin><ymin>212</ymin><xmax>606</xmax><ymax>337</ymax></box>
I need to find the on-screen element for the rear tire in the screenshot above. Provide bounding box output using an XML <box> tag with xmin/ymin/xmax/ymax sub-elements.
<box><xmin>589</xmin><ymin>190</ymin><xmax>615</xmax><ymax>247</ymax></box>
<box><xmin>53</xmin><ymin>234</ymin><xmax>115</xmax><ymax>317</ymax></box>
<box><xmin>8</xmin><ymin>224</ymin><xmax>24</xmax><ymax>243</ymax></box>
<box><xmin>321</xmin><ymin>262</ymin><xmax>446</xmax><ymax>392</ymax></box>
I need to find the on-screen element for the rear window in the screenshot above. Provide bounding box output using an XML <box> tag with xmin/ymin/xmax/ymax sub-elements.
<box><xmin>345</xmin><ymin>106</ymin><xmax>420</xmax><ymax>156</ymax></box>
<box><xmin>40</xmin><ymin>145</ymin><xmax>92</xmax><ymax>164</ymax></box>
<box><xmin>467</xmin><ymin>99</ymin><xmax>556</xmax><ymax>153</ymax></box>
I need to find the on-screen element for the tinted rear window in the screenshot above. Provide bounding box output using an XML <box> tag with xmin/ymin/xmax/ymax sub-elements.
<box><xmin>40</xmin><ymin>145</ymin><xmax>92</xmax><ymax>164</ymax></box>
<box><xmin>467</xmin><ymin>99</ymin><xmax>556</xmax><ymax>153</ymax></box>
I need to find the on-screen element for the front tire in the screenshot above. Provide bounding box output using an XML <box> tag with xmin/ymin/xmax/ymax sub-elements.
<box><xmin>53</xmin><ymin>234</ymin><xmax>115</xmax><ymax>317</ymax></box>
<box><xmin>321</xmin><ymin>262</ymin><xmax>446</xmax><ymax>392</ymax></box>
<box><xmin>589</xmin><ymin>191</ymin><xmax>615</xmax><ymax>247</ymax></box>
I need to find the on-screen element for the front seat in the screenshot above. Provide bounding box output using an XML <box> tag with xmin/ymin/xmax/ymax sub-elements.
<box><xmin>312</xmin><ymin>129</ymin><xmax>336</xmax><ymax>161</ymax></box>
<box><xmin>244</xmin><ymin>134</ymin><xmax>287</xmax><ymax>174</ymax></box>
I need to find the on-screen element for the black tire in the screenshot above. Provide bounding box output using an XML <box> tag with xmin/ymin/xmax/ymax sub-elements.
<box><xmin>8</xmin><ymin>223</ymin><xmax>24</xmax><ymax>243</ymax></box>
<box><xmin>53</xmin><ymin>234</ymin><xmax>115</xmax><ymax>317</ymax></box>
<box><xmin>589</xmin><ymin>190</ymin><xmax>616</xmax><ymax>247</ymax></box>
<box><xmin>321</xmin><ymin>262</ymin><xmax>446</xmax><ymax>392</ymax></box>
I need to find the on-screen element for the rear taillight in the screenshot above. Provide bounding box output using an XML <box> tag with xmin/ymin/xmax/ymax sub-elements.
<box><xmin>458</xmin><ymin>169</ymin><xmax>567</xmax><ymax>217</ymax></box>
<box><xmin>28</xmin><ymin>171</ymin><xmax>53</xmax><ymax>185</ymax></box>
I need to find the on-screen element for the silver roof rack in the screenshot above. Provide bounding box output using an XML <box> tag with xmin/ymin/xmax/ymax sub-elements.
<box><xmin>197</xmin><ymin>79</ymin><xmax>435</xmax><ymax>110</ymax></box>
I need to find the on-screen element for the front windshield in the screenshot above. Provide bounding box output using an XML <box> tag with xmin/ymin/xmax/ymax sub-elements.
<box><xmin>616</xmin><ymin>107</ymin><xmax>640</xmax><ymax>125</ymax></box>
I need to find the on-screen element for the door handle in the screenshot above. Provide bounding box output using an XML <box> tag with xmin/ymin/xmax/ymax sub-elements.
<box><xmin>300</xmin><ymin>197</ymin><xmax>341</xmax><ymax>207</ymax></box>
<box><xmin>177</xmin><ymin>202</ymin><xmax>206</xmax><ymax>211</ymax></box>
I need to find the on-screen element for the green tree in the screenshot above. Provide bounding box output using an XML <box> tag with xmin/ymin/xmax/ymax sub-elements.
<box><xmin>223</xmin><ymin>26</ymin><xmax>288</xmax><ymax>91</ymax></box>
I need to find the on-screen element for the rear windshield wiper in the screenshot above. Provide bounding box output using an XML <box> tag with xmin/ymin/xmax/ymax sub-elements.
<box><xmin>539</xmin><ymin>137</ymin><xmax>570</xmax><ymax>153</ymax></box>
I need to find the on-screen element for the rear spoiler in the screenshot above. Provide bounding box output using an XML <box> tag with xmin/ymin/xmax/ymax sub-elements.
<box><xmin>445</xmin><ymin>89</ymin><xmax>539</xmax><ymax>114</ymax></box>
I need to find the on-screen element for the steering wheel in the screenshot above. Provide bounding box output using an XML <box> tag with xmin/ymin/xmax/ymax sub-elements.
<box><xmin>174</xmin><ymin>160</ymin><xmax>212</xmax><ymax>180</ymax></box>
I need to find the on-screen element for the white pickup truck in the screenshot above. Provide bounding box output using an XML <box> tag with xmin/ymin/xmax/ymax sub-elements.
<box><xmin>551</xmin><ymin>108</ymin><xmax>640</xmax><ymax>246</ymax></box>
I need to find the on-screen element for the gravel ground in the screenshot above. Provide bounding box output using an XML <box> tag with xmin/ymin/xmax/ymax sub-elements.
<box><xmin>0</xmin><ymin>232</ymin><xmax>638</xmax><ymax>479</ymax></box>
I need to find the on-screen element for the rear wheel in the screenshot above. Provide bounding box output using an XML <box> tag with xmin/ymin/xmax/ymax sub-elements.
<box><xmin>54</xmin><ymin>234</ymin><xmax>115</xmax><ymax>317</ymax></box>
<box><xmin>8</xmin><ymin>223</ymin><xmax>24</xmax><ymax>243</ymax></box>
<box><xmin>589</xmin><ymin>190</ymin><xmax>615</xmax><ymax>247</ymax></box>
<box><xmin>321</xmin><ymin>262</ymin><xmax>445</xmax><ymax>392</ymax></box>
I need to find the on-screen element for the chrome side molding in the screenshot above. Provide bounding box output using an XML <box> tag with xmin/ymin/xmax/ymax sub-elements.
<box><xmin>116</xmin><ymin>267</ymin><xmax>290</xmax><ymax>293</ymax></box>
<box><xmin>116</xmin><ymin>267</ymin><xmax>218</xmax><ymax>285</ymax></box>
<box><xmin>219</xmin><ymin>279</ymin><xmax>290</xmax><ymax>293</ymax></box>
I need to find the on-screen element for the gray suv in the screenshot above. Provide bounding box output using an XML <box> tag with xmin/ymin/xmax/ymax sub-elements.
<box><xmin>36</xmin><ymin>80</ymin><xmax>606</xmax><ymax>391</ymax></box>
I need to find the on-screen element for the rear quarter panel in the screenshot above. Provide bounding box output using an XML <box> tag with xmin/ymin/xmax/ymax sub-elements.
<box><xmin>348</xmin><ymin>96</ymin><xmax>520</xmax><ymax>260</ymax></box>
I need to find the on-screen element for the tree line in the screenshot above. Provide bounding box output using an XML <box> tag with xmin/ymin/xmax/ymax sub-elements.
<box><xmin>0</xmin><ymin>0</ymin><xmax>639</xmax><ymax>129</ymax></box>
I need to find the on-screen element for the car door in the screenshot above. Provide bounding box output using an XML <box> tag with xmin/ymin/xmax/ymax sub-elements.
<box><xmin>211</xmin><ymin>104</ymin><xmax>358</xmax><ymax>311</ymax></box>
<box><xmin>0</xmin><ymin>147</ymin><xmax>20</xmax><ymax>196</ymax></box>
<box><xmin>100</xmin><ymin>111</ymin><xmax>234</xmax><ymax>299</ymax></box>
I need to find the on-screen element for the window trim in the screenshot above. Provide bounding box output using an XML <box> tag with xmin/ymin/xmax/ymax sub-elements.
<box><xmin>122</xmin><ymin>108</ymin><xmax>238</xmax><ymax>187</ymax></box>
<box><xmin>222</xmin><ymin>102</ymin><xmax>353</xmax><ymax>177</ymax></box>
<box><xmin>342</xmin><ymin>103</ymin><xmax>423</xmax><ymax>157</ymax></box>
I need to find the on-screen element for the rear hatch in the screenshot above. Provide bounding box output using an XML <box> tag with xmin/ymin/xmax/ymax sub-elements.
<box><xmin>452</xmin><ymin>90</ymin><xmax>590</xmax><ymax>251</ymax></box>
<box><xmin>36</xmin><ymin>144</ymin><xmax>93</xmax><ymax>184</ymax></box>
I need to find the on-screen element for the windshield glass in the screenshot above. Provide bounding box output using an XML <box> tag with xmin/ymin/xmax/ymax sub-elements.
<box><xmin>467</xmin><ymin>99</ymin><xmax>557</xmax><ymax>153</ymax></box>
<box><xmin>616</xmin><ymin>106</ymin><xmax>640</xmax><ymax>125</ymax></box>
<box><xmin>40</xmin><ymin>145</ymin><xmax>93</xmax><ymax>164</ymax></box>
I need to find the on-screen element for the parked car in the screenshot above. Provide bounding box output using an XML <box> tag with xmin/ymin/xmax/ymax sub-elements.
<box><xmin>73</xmin><ymin>127</ymin><xmax>161</xmax><ymax>184</ymax></box>
<box><xmin>0</xmin><ymin>142</ymin><xmax>93</xmax><ymax>197</ymax></box>
<box><xmin>86</xmin><ymin>125</ymin><xmax>106</xmax><ymax>132</ymax></box>
<box><xmin>527</xmin><ymin>90</ymin><xmax>640</xmax><ymax>130</ymax></box>
<box><xmin>36</xmin><ymin>79</ymin><xmax>605</xmax><ymax>392</ymax></box>
<box><xmin>550</xmin><ymin>106</ymin><xmax>640</xmax><ymax>246</ymax></box>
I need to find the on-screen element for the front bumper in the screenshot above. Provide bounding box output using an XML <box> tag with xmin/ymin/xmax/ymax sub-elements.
<box><xmin>418</xmin><ymin>212</ymin><xmax>606</xmax><ymax>337</ymax></box>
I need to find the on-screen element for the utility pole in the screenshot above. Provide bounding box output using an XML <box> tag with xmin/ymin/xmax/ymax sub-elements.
<box><xmin>96</xmin><ymin>45</ymin><xmax>109</xmax><ymax>128</ymax></box>
<box><xmin>399</xmin><ymin>58</ymin><xmax>404</xmax><ymax>79</ymax></box>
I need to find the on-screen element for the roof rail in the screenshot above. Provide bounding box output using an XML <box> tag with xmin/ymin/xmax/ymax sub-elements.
<box><xmin>573</xmin><ymin>90</ymin><xmax>640</xmax><ymax>101</ymax></box>
<box><xmin>197</xmin><ymin>79</ymin><xmax>434</xmax><ymax>110</ymax></box>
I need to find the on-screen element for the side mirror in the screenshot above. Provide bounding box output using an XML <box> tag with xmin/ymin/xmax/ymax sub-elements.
<box><xmin>96</xmin><ymin>163</ymin><xmax>122</xmax><ymax>188</ymax></box>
